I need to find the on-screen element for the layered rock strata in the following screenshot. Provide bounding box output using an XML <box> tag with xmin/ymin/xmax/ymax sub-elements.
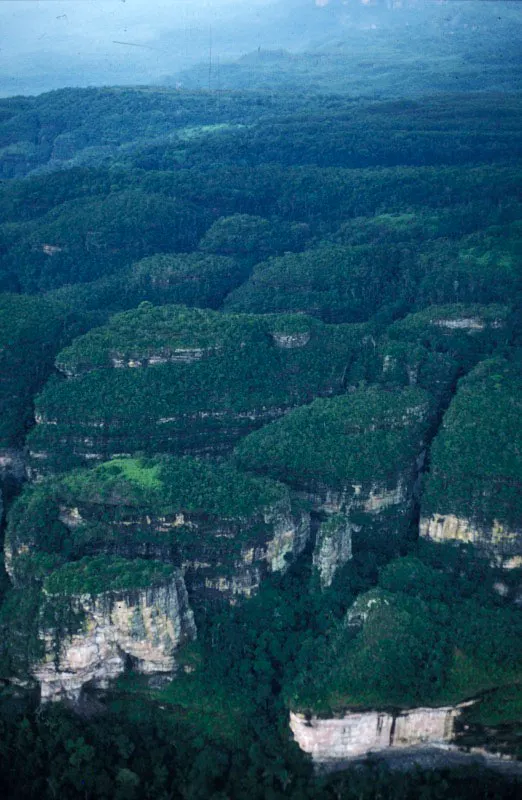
<box><xmin>420</xmin><ymin>514</ymin><xmax>522</xmax><ymax>569</ymax></box>
<box><xmin>6</xmin><ymin>457</ymin><xmax>311</xmax><ymax>602</ymax></box>
<box><xmin>235</xmin><ymin>387</ymin><xmax>433</xmax><ymax>574</ymax></box>
<box><xmin>34</xmin><ymin>573</ymin><xmax>196</xmax><ymax>703</ymax></box>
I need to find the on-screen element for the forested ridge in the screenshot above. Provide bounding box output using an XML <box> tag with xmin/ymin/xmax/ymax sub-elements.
<box><xmin>1</xmin><ymin>51</ymin><xmax>522</xmax><ymax>799</ymax></box>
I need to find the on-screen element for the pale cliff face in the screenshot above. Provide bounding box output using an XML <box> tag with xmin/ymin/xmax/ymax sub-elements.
<box><xmin>0</xmin><ymin>448</ymin><xmax>27</xmax><ymax>483</ymax></box>
<box><xmin>264</xmin><ymin>502</ymin><xmax>311</xmax><ymax>573</ymax></box>
<box><xmin>313</xmin><ymin>516</ymin><xmax>353</xmax><ymax>588</ymax></box>
<box><xmin>34</xmin><ymin>574</ymin><xmax>196</xmax><ymax>703</ymax></box>
<box><xmin>420</xmin><ymin>514</ymin><xmax>522</xmax><ymax>569</ymax></box>
<box><xmin>301</xmin><ymin>478</ymin><xmax>411</xmax><ymax>588</ymax></box>
<box><xmin>300</xmin><ymin>478</ymin><xmax>409</xmax><ymax>516</ymax></box>
<box><xmin>290</xmin><ymin>705</ymin><xmax>462</xmax><ymax>764</ymax></box>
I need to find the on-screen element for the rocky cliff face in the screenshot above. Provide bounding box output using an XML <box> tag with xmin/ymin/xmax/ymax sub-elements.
<box><xmin>420</xmin><ymin>360</ymin><xmax>522</xmax><ymax>568</ymax></box>
<box><xmin>313</xmin><ymin>515</ymin><xmax>353</xmax><ymax>588</ymax></box>
<box><xmin>34</xmin><ymin>573</ymin><xmax>196</xmax><ymax>703</ymax></box>
<box><xmin>302</xmin><ymin>476</ymin><xmax>415</xmax><ymax>585</ymax></box>
<box><xmin>58</xmin><ymin>498</ymin><xmax>312</xmax><ymax>602</ymax></box>
<box><xmin>0</xmin><ymin>449</ymin><xmax>27</xmax><ymax>484</ymax></box>
<box><xmin>290</xmin><ymin>705</ymin><xmax>463</xmax><ymax>766</ymax></box>
<box><xmin>420</xmin><ymin>514</ymin><xmax>522</xmax><ymax>569</ymax></box>
<box><xmin>6</xmin><ymin>459</ymin><xmax>311</xmax><ymax>602</ymax></box>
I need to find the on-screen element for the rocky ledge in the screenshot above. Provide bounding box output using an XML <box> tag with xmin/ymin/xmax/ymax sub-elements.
<box><xmin>290</xmin><ymin>704</ymin><xmax>466</xmax><ymax>767</ymax></box>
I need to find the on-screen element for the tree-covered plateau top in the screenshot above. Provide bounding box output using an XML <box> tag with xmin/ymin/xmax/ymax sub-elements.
<box><xmin>234</xmin><ymin>386</ymin><xmax>432</xmax><ymax>491</ymax></box>
<box><xmin>331</xmin><ymin>206</ymin><xmax>517</xmax><ymax>247</ymax></box>
<box><xmin>8</xmin><ymin>456</ymin><xmax>288</xmax><ymax>556</ymax></box>
<box><xmin>421</xmin><ymin>357</ymin><xmax>522</xmax><ymax>528</ymax></box>
<box><xmin>386</xmin><ymin>303</ymin><xmax>511</xmax><ymax>367</ymax></box>
<box><xmin>415</xmin><ymin>221</ymin><xmax>522</xmax><ymax>309</ymax></box>
<box><xmin>223</xmin><ymin>243</ymin><xmax>419</xmax><ymax>323</ymax></box>
<box><xmin>290</xmin><ymin>553</ymin><xmax>522</xmax><ymax>715</ymax></box>
<box><xmin>388</xmin><ymin>304</ymin><xmax>510</xmax><ymax>341</ymax></box>
<box><xmin>33</xmin><ymin>310</ymin><xmax>365</xmax><ymax>427</ymax></box>
<box><xmin>44</xmin><ymin>251</ymin><xmax>248</xmax><ymax>330</ymax></box>
<box><xmin>56</xmin><ymin>304</ymin><xmax>361</xmax><ymax>375</ymax></box>
<box><xmin>6</xmin><ymin>457</ymin><xmax>294</xmax><ymax>587</ymax></box>
<box><xmin>0</xmin><ymin>190</ymin><xmax>210</xmax><ymax>293</ymax></box>
<box><xmin>198</xmin><ymin>214</ymin><xmax>309</xmax><ymax>258</ymax></box>
<box><xmin>43</xmin><ymin>556</ymin><xmax>176</xmax><ymax>597</ymax></box>
<box><xmin>57</xmin><ymin>456</ymin><xmax>287</xmax><ymax>519</ymax></box>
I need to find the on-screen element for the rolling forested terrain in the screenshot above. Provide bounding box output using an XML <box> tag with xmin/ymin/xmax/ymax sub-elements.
<box><xmin>1</xmin><ymin>4</ymin><xmax>522</xmax><ymax>795</ymax></box>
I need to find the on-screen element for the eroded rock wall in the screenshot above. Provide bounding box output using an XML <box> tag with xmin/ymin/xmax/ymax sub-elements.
<box><xmin>420</xmin><ymin>514</ymin><xmax>522</xmax><ymax>569</ymax></box>
<box><xmin>290</xmin><ymin>705</ymin><xmax>462</xmax><ymax>765</ymax></box>
<box><xmin>34</xmin><ymin>574</ymin><xmax>196</xmax><ymax>703</ymax></box>
<box><xmin>313</xmin><ymin>515</ymin><xmax>353</xmax><ymax>588</ymax></box>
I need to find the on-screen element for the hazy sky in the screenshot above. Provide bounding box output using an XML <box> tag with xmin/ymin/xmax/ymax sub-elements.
<box><xmin>0</xmin><ymin>1</ymin><xmax>273</xmax><ymax>55</ymax></box>
<box><xmin>0</xmin><ymin>0</ymin><xmax>280</xmax><ymax>94</ymax></box>
<box><xmin>1</xmin><ymin>1</ymin><xmax>516</xmax><ymax>97</ymax></box>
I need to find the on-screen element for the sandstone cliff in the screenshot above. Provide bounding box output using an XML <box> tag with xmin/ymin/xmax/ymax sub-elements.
<box><xmin>420</xmin><ymin>359</ymin><xmax>522</xmax><ymax>567</ymax></box>
<box><xmin>420</xmin><ymin>514</ymin><xmax>522</xmax><ymax>569</ymax></box>
<box><xmin>34</xmin><ymin>568</ymin><xmax>196</xmax><ymax>703</ymax></box>
<box><xmin>290</xmin><ymin>704</ymin><xmax>464</xmax><ymax>766</ymax></box>
<box><xmin>313</xmin><ymin>514</ymin><xmax>353</xmax><ymax>588</ymax></box>
<box><xmin>235</xmin><ymin>387</ymin><xmax>433</xmax><ymax>574</ymax></box>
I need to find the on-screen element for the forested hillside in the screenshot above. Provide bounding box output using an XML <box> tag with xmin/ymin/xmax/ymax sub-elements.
<box><xmin>1</xmin><ymin>53</ymin><xmax>522</xmax><ymax>799</ymax></box>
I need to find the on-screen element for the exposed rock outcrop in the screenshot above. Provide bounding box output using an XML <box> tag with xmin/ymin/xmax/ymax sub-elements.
<box><xmin>290</xmin><ymin>704</ymin><xmax>464</xmax><ymax>766</ymax></box>
<box><xmin>28</xmin><ymin>307</ymin><xmax>364</xmax><ymax>473</ymax></box>
<box><xmin>313</xmin><ymin>515</ymin><xmax>353</xmax><ymax>588</ymax></box>
<box><xmin>420</xmin><ymin>514</ymin><xmax>522</xmax><ymax>569</ymax></box>
<box><xmin>420</xmin><ymin>359</ymin><xmax>522</xmax><ymax>568</ymax></box>
<box><xmin>0</xmin><ymin>449</ymin><xmax>27</xmax><ymax>484</ymax></box>
<box><xmin>6</xmin><ymin>457</ymin><xmax>311</xmax><ymax>602</ymax></box>
<box><xmin>34</xmin><ymin>572</ymin><xmax>196</xmax><ymax>703</ymax></box>
<box><xmin>235</xmin><ymin>388</ymin><xmax>433</xmax><ymax>578</ymax></box>
<box><xmin>271</xmin><ymin>332</ymin><xmax>310</xmax><ymax>349</ymax></box>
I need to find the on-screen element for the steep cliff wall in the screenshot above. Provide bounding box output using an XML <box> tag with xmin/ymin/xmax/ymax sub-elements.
<box><xmin>313</xmin><ymin>515</ymin><xmax>353</xmax><ymax>588</ymax></box>
<box><xmin>235</xmin><ymin>387</ymin><xmax>432</xmax><ymax>575</ymax></box>
<box><xmin>33</xmin><ymin>562</ymin><xmax>196</xmax><ymax>703</ymax></box>
<box><xmin>6</xmin><ymin>456</ymin><xmax>311</xmax><ymax>601</ymax></box>
<box><xmin>290</xmin><ymin>705</ymin><xmax>462</xmax><ymax>765</ymax></box>
<box><xmin>420</xmin><ymin>359</ymin><xmax>522</xmax><ymax>567</ymax></box>
<box><xmin>420</xmin><ymin>514</ymin><xmax>522</xmax><ymax>569</ymax></box>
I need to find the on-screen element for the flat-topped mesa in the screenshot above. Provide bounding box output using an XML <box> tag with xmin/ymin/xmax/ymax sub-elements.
<box><xmin>234</xmin><ymin>387</ymin><xmax>433</xmax><ymax>576</ymax></box>
<box><xmin>29</xmin><ymin>305</ymin><xmax>366</xmax><ymax>475</ymax></box>
<box><xmin>223</xmin><ymin>243</ymin><xmax>417</xmax><ymax>324</ymax></box>
<box><xmin>290</xmin><ymin>705</ymin><xmax>464</xmax><ymax>768</ymax></box>
<box><xmin>287</xmin><ymin>553</ymin><xmax>522</xmax><ymax>768</ymax></box>
<box><xmin>6</xmin><ymin>456</ymin><xmax>311</xmax><ymax>601</ymax></box>
<box><xmin>33</xmin><ymin>557</ymin><xmax>196</xmax><ymax>703</ymax></box>
<box><xmin>420</xmin><ymin>358</ymin><xmax>522</xmax><ymax>568</ymax></box>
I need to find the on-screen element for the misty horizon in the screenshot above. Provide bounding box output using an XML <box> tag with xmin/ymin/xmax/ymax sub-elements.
<box><xmin>1</xmin><ymin>0</ymin><xmax>521</xmax><ymax>98</ymax></box>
